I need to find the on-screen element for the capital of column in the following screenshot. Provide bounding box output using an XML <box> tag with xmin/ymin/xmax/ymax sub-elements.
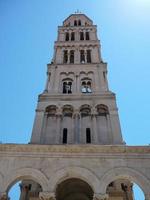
<box><xmin>39</xmin><ymin>192</ymin><xmax>56</xmax><ymax>200</ymax></box>
<box><xmin>73</xmin><ymin>110</ymin><xmax>80</xmax><ymax>119</ymax></box>
<box><xmin>93</xmin><ymin>193</ymin><xmax>109</xmax><ymax>200</ymax></box>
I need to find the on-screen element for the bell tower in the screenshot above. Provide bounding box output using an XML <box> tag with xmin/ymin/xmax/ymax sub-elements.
<box><xmin>30</xmin><ymin>13</ymin><xmax>123</xmax><ymax>146</ymax></box>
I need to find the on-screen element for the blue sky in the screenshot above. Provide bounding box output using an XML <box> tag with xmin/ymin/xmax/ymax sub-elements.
<box><xmin>0</xmin><ymin>0</ymin><xmax>149</xmax><ymax>199</ymax></box>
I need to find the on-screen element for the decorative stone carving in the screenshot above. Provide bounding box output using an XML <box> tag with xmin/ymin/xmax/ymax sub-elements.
<box><xmin>39</xmin><ymin>192</ymin><xmax>56</xmax><ymax>200</ymax></box>
<box><xmin>93</xmin><ymin>193</ymin><xmax>109</xmax><ymax>200</ymax></box>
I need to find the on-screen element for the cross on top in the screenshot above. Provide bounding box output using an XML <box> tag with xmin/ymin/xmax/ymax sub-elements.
<box><xmin>75</xmin><ymin>9</ymin><xmax>81</xmax><ymax>14</ymax></box>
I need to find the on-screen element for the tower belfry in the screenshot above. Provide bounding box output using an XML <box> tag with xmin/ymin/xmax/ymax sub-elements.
<box><xmin>31</xmin><ymin>13</ymin><xmax>123</xmax><ymax>146</ymax></box>
<box><xmin>1</xmin><ymin>13</ymin><xmax>150</xmax><ymax>200</ymax></box>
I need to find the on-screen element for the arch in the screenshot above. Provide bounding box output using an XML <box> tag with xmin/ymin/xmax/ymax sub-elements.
<box><xmin>62</xmin><ymin>104</ymin><xmax>74</xmax><ymax>117</ymax></box>
<box><xmin>45</xmin><ymin>105</ymin><xmax>57</xmax><ymax>116</ymax></box>
<box><xmin>99</xmin><ymin>167</ymin><xmax>150</xmax><ymax>195</ymax></box>
<box><xmin>48</xmin><ymin>166</ymin><xmax>101</xmax><ymax>194</ymax></box>
<box><xmin>2</xmin><ymin>168</ymin><xmax>49</xmax><ymax>193</ymax></box>
<box><xmin>80</xmin><ymin>104</ymin><xmax>91</xmax><ymax>116</ymax></box>
<box><xmin>96</xmin><ymin>104</ymin><xmax>109</xmax><ymax>115</ymax></box>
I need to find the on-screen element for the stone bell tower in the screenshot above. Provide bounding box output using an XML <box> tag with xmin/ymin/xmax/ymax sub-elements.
<box><xmin>18</xmin><ymin>13</ymin><xmax>135</xmax><ymax>200</ymax></box>
<box><xmin>30</xmin><ymin>13</ymin><xmax>123</xmax><ymax>146</ymax></box>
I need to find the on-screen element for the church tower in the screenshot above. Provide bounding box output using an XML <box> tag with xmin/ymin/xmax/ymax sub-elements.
<box><xmin>18</xmin><ymin>13</ymin><xmax>135</xmax><ymax>200</ymax></box>
<box><xmin>30</xmin><ymin>13</ymin><xmax>123</xmax><ymax>146</ymax></box>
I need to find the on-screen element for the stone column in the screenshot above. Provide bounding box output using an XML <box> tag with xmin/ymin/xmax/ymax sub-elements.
<box><xmin>73</xmin><ymin>110</ymin><xmax>80</xmax><ymax>143</ymax></box>
<box><xmin>0</xmin><ymin>193</ymin><xmax>9</xmax><ymax>200</ymax></box>
<box><xmin>91</xmin><ymin>108</ymin><xmax>98</xmax><ymax>144</ymax></box>
<box><xmin>49</xmin><ymin>66</ymin><xmax>56</xmax><ymax>92</ymax></box>
<box><xmin>39</xmin><ymin>192</ymin><xmax>56</xmax><ymax>200</ymax></box>
<box><xmin>93</xmin><ymin>193</ymin><xmax>109</xmax><ymax>200</ymax></box>
<box><xmin>56</xmin><ymin>108</ymin><xmax>62</xmax><ymax>144</ymax></box>
<box><xmin>44</xmin><ymin>72</ymin><xmax>51</xmax><ymax>93</ymax></box>
<box><xmin>19</xmin><ymin>183</ymin><xmax>30</xmax><ymax>200</ymax></box>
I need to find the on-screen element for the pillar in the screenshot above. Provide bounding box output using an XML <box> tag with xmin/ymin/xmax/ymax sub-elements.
<box><xmin>19</xmin><ymin>183</ymin><xmax>30</xmax><ymax>200</ymax></box>
<box><xmin>93</xmin><ymin>193</ymin><xmax>109</xmax><ymax>200</ymax></box>
<box><xmin>73</xmin><ymin>110</ymin><xmax>80</xmax><ymax>143</ymax></box>
<box><xmin>39</xmin><ymin>192</ymin><xmax>56</xmax><ymax>200</ymax></box>
<box><xmin>91</xmin><ymin>108</ymin><xmax>98</xmax><ymax>144</ymax></box>
<box><xmin>44</xmin><ymin>72</ymin><xmax>51</xmax><ymax>93</ymax></box>
<box><xmin>56</xmin><ymin>108</ymin><xmax>62</xmax><ymax>144</ymax></box>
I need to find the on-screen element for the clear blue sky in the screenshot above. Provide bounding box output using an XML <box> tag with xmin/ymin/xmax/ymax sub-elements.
<box><xmin>0</xmin><ymin>0</ymin><xmax>149</xmax><ymax>199</ymax></box>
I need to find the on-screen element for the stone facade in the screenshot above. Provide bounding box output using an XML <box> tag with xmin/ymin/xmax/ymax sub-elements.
<box><xmin>0</xmin><ymin>13</ymin><xmax>150</xmax><ymax>200</ymax></box>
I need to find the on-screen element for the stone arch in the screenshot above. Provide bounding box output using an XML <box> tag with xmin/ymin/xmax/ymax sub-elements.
<box><xmin>99</xmin><ymin>167</ymin><xmax>150</xmax><ymax>196</ymax></box>
<box><xmin>2</xmin><ymin>168</ymin><xmax>49</xmax><ymax>193</ymax></box>
<box><xmin>48</xmin><ymin>166</ymin><xmax>101</xmax><ymax>194</ymax></box>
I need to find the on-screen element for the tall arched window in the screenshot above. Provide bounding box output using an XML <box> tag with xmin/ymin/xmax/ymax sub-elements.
<box><xmin>80</xmin><ymin>32</ymin><xmax>84</xmax><ymax>40</ymax></box>
<box><xmin>65</xmin><ymin>32</ymin><xmax>69</xmax><ymax>41</ymax></box>
<box><xmin>63</xmin><ymin>50</ymin><xmax>68</xmax><ymax>63</ymax></box>
<box><xmin>74</xmin><ymin>20</ymin><xmax>77</xmax><ymax>26</ymax></box>
<box><xmin>63</xmin><ymin>128</ymin><xmax>67</xmax><ymax>144</ymax></box>
<box><xmin>71</xmin><ymin>32</ymin><xmax>75</xmax><ymax>41</ymax></box>
<box><xmin>80</xmin><ymin>50</ymin><xmax>85</xmax><ymax>63</ymax></box>
<box><xmin>86</xmin><ymin>32</ymin><xmax>90</xmax><ymax>40</ymax></box>
<box><xmin>70</xmin><ymin>50</ymin><xmax>74</xmax><ymax>64</ymax></box>
<box><xmin>62</xmin><ymin>80</ymin><xmax>72</xmax><ymax>94</ymax></box>
<box><xmin>81</xmin><ymin>80</ymin><xmax>92</xmax><ymax>93</ymax></box>
<box><xmin>86</xmin><ymin>128</ymin><xmax>91</xmax><ymax>143</ymax></box>
<box><xmin>87</xmin><ymin>50</ymin><xmax>91</xmax><ymax>63</ymax></box>
<box><xmin>78</xmin><ymin>20</ymin><xmax>81</xmax><ymax>26</ymax></box>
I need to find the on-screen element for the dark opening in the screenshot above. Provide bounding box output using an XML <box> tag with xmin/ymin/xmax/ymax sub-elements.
<box><xmin>71</xmin><ymin>32</ymin><xmax>75</xmax><ymax>41</ymax></box>
<box><xmin>86</xmin><ymin>32</ymin><xmax>90</xmax><ymax>40</ymax></box>
<box><xmin>70</xmin><ymin>50</ymin><xmax>74</xmax><ymax>63</ymax></box>
<box><xmin>86</xmin><ymin>128</ymin><xmax>91</xmax><ymax>143</ymax></box>
<box><xmin>74</xmin><ymin>20</ymin><xmax>77</xmax><ymax>26</ymax></box>
<box><xmin>78</xmin><ymin>20</ymin><xmax>81</xmax><ymax>26</ymax></box>
<box><xmin>80</xmin><ymin>32</ymin><xmax>84</xmax><ymax>40</ymax></box>
<box><xmin>65</xmin><ymin>33</ymin><xmax>69</xmax><ymax>41</ymax></box>
<box><xmin>63</xmin><ymin>82</ymin><xmax>72</xmax><ymax>94</ymax></box>
<box><xmin>63</xmin><ymin>128</ymin><xmax>67</xmax><ymax>144</ymax></box>
<box><xmin>87</xmin><ymin>50</ymin><xmax>91</xmax><ymax>63</ymax></box>
<box><xmin>63</xmin><ymin>50</ymin><xmax>68</xmax><ymax>63</ymax></box>
<box><xmin>80</xmin><ymin>50</ymin><xmax>85</xmax><ymax>63</ymax></box>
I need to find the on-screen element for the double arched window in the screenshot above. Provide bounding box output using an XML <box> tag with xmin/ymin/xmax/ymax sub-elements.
<box><xmin>62</xmin><ymin>79</ymin><xmax>73</xmax><ymax>94</ymax></box>
<box><xmin>81</xmin><ymin>79</ymin><xmax>92</xmax><ymax>93</ymax></box>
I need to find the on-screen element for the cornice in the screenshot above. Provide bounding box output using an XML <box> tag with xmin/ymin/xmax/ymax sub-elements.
<box><xmin>0</xmin><ymin>144</ymin><xmax>150</xmax><ymax>158</ymax></box>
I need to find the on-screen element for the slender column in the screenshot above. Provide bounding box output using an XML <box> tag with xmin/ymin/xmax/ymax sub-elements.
<box><xmin>56</xmin><ymin>108</ymin><xmax>62</xmax><ymax>144</ymax></box>
<box><xmin>93</xmin><ymin>193</ymin><xmax>109</xmax><ymax>200</ymax></box>
<box><xmin>73</xmin><ymin>110</ymin><xmax>80</xmax><ymax>143</ymax></box>
<box><xmin>91</xmin><ymin>108</ymin><xmax>98</xmax><ymax>144</ymax></box>
<box><xmin>49</xmin><ymin>66</ymin><xmax>56</xmax><ymax>92</ymax></box>
<box><xmin>44</xmin><ymin>72</ymin><xmax>51</xmax><ymax>93</ymax></box>
<box><xmin>39</xmin><ymin>192</ymin><xmax>56</xmax><ymax>200</ymax></box>
<box><xmin>19</xmin><ymin>183</ymin><xmax>30</xmax><ymax>200</ymax></box>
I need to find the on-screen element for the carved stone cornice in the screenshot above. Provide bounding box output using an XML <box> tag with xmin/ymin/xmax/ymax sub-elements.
<box><xmin>93</xmin><ymin>193</ymin><xmax>109</xmax><ymax>200</ymax></box>
<box><xmin>39</xmin><ymin>192</ymin><xmax>55</xmax><ymax>200</ymax></box>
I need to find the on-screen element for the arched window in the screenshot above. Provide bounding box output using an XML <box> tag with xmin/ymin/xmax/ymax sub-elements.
<box><xmin>81</xmin><ymin>80</ymin><xmax>92</xmax><ymax>93</ymax></box>
<box><xmin>80</xmin><ymin>32</ymin><xmax>84</xmax><ymax>40</ymax></box>
<box><xmin>45</xmin><ymin>105</ymin><xmax>57</xmax><ymax>116</ymax></box>
<box><xmin>70</xmin><ymin>50</ymin><xmax>74</xmax><ymax>64</ymax></box>
<box><xmin>71</xmin><ymin>32</ymin><xmax>75</xmax><ymax>41</ymax></box>
<box><xmin>62</xmin><ymin>80</ymin><xmax>72</xmax><ymax>94</ymax></box>
<box><xmin>78</xmin><ymin>20</ymin><xmax>81</xmax><ymax>26</ymax></box>
<box><xmin>63</xmin><ymin>50</ymin><xmax>68</xmax><ymax>63</ymax></box>
<box><xmin>86</xmin><ymin>32</ymin><xmax>90</xmax><ymax>40</ymax></box>
<box><xmin>65</xmin><ymin>32</ymin><xmax>69</xmax><ymax>41</ymax></box>
<box><xmin>63</xmin><ymin>105</ymin><xmax>73</xmax><ymax>117</ymax></box>
<box><xmin>63</xmin><ymin>128</ymin><xmax>67</xmax><ymax>144</ymax></box>
<box><xmin>80</xmin><ymin>105</ymin><xmax>91</xmax><ymax>117</ymax></box>
<box><xmin>96</xmin><ymin>104</ymin><xmax>109</xmax><ymax>116</ymax></box>
<box><xmin>80</xmin><ymin>50</ymin><xmax>85</xmax><ymax>63</ymax></box>
<box><xmin>74</xmin><ymin>20</ymin><xmax>77</xmax><ymax>26</ymax></box>
<box><xmin>87</xmin><ymin>50</ymin><xmax>91</xmax><ymax>63</ymax></box>
<box><xmin>86</xmin><ymin>128</ymin><xmax>91</xmax><ymax>143</ymax></box>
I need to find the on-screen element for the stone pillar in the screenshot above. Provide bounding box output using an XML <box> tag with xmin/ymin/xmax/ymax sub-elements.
<box><xmin>73</xmin><ymin>110</ymin><xmax>80</xmax><ymax>143</ymax></box>
<box><xmin>44</xmin><ymin>72</ymin><xmax>51</xmax><ymax>93</ymax></box>
<box><xmin>49</xmin><ymin>66</ymin><xmax>56</xmax><ymax>92</ymax></box>
<box><xmin>91</xmin><ymin>108</ymin><xmax>98</xmax><ymax>144</ymax></box>
<box><xmin>19</xmin><ymin>183</ymin><xmax>31</xmax><ymax>200</ymax></box>
<box><xmin>39</xmin><ymin>192</ymin><xmax>56</xmax><ymax>200</ymax></box>
<box><xmin>56</xmin><ymin>108</ymin><xmax>62</xmax><ymax>144</ymax></box>
<box><xmin>93</xmin><ymin>193</ymin><xmax>109</xmax><ymax>200</ymax></box>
